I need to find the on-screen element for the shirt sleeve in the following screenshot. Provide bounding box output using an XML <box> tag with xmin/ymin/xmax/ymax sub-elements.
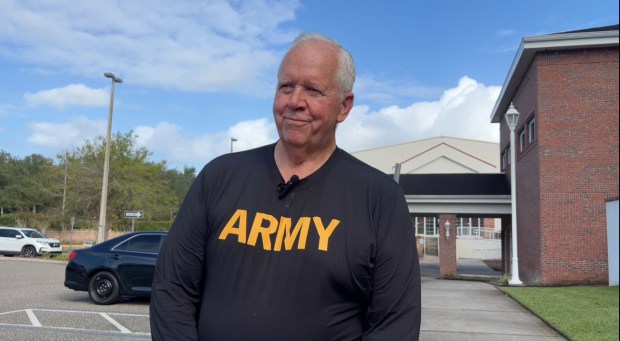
<box><xmin>150</xmin><ymin>170</ymin><xmax>208</xmax><ymax>341</ymax></box>
<box><xmin>363</xmin><ymin>184</ymin><xmax>421</xmax><ymax>340</ymax></box>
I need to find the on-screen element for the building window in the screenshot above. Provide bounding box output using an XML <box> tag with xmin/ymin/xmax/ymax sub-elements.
<box><xmin>457</xmin><ymin>217</ymin><xmax>471</xmax><ymax>237</ymax></box>
<box><xmin>457</xmin><ymin>217</ymin><xmax>500</xmax><ymax>240</ymax></box>
<box><xmin>457</xmin><ymin>217</ymin><xmax>483</xmax><ymax>238</ymax></box>
<box><xmin>425</xmin><ymin>217</ymin><xmax>438</xmax><ymax>236</ymax></box>
<box><xmin>502</xmin><ymin>146</ymin><xmax>511</xmax><ymax>170</ymax></box>
<box><xmin>528</xmin><ymin>117</ymin><xmax>536</xmax><ymax>143</ymax></box>
<box><xmin>519</xmin><ymin>129</ymin><xmax>526</xmax><ymax>152</ymax></box>
<box><xmin>413</xmin><ymin>216</ymin><xmax>438</xmax><ymax>236</ymax></box>
<box><xmin>414</xmin><ymin>217</ymin><xmax>424</xmax><ymax>236</ymax></box>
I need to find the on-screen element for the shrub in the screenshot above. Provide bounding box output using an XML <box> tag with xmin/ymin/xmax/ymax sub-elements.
<box><xmin>0</xmin><ymin>215</ymin><xmax>17</xmax><ymax>226</ymax></box>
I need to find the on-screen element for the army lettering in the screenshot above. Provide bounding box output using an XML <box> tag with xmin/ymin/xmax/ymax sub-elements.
<box><xmin>218</xmin><ymin>209</ymin><xmax>340</xmax><ymax>251</ymax></box>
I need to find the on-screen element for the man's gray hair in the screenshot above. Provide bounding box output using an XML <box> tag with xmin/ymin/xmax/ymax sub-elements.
<box><xmin>279</xmin><ymin>33</ymin><xmax>356</xmax><ymax>94</ymax></box>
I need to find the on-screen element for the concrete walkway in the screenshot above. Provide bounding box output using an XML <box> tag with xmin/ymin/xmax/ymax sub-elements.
<box><xmin>419</xmin><ymin>257</ymin><xmax>566</xmax><ymax>340</ymax></box>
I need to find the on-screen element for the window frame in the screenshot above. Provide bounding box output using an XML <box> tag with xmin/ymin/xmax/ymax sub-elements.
<box><xmin>528</xmin><ymin>117</ymin><xmax>536</xmax><ymax>143</ymax></box>
<box><xmin>519</xmin><ymin>128</ymin><xmax>526</xmax><ymax>152</ymax></box>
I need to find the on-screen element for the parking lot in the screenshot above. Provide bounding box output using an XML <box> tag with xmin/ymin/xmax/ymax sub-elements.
<box><xmin>0</xmin><ymin>257</ymin><xmax>151</xmax><ymax>341</ymax></box>
<box><xmin>2</xmin><ymin>255</ymin><xmax>565</xmax><ymax>340</ymax></box>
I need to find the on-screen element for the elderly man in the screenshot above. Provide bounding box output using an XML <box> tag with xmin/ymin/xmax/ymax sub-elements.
<box><xmin>150</xmin><ymin>33</ymin><xmax>421</xmax><ymax>341</ymax></box>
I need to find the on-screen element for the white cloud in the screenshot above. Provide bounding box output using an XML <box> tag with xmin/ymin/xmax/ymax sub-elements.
<box><xmin>24</xmin><ymin>116</ymin><xmax>277</xmax><ymax>169</ymax></box>
<box><xmin>228</xmin><ymin>118</ymin><xmax>277</xmax><ymax>151</ymax></box>
<box><xmin>27</xmin><ymin>117</ymin><xmax>106</xmax><ymax>148</ymax></box>
<box><xmin>24</xmin><ymin>84</ymin><xmax>109</xmax><ymax>108</ymax></box>
<box><xmin>0</xmin><ymin>0</ymin><xmax>300</xmax><ymax>95</ymax></box>
<box><xmin>23</xmin><ymin>76</ymin><xmax>501</xmax><ymax>170</ymax></box>
<box><xmin>338</xmin><ymin>76</ymin><xmax>501</xmax><ymax>152</ymax></box>
<box><xmin>133</xmin><ymin>118</ymin><xmax>277</xmax><ymax>168</ymax></box>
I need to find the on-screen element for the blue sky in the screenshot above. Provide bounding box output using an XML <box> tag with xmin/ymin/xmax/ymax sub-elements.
<box><xmin>0</xmin><ymin>0</ymin><xmax>618</xmax><ymax>170</ymax></box>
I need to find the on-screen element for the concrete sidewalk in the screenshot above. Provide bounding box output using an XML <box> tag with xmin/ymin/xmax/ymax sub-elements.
<box><xmin>419</xmin><ymin>257</ymin><xmax>566</xmax><ymax>340</ymax></box>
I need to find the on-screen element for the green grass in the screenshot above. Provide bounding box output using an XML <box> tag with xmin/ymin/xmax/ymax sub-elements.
<box><xmin>43</xmin><ymin>253</ymin><xmax>69</xmax><ymax>262</ymax></box>
<box><xmin>501</xmin><ymin>286</ymin><xmax>619</xmax><ymax>341</ymax></box>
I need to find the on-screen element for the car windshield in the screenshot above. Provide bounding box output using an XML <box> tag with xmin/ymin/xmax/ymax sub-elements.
<box><xmin>20</xmin><ymin>230</ymin><xmax>47</xmax><ymax>238</ymax></box>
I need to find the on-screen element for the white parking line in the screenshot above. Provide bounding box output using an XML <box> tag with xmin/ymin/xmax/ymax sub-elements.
<box><xmin>25</xmin><ymin>309</ymin><xmax>42</xmax><ymax>327</ymax></box>
<box><xmin>100</xmin><ymin>312</ymin><xmax>132</xmax><ymax>333</ymax></box>
<box><xmin>32</xmin><ymin>308</ymin><xmax>148</xmax><ymax>317</ymax></box>
<box><xmin>0</xmin><ymin>308</ymin><xmax>150</xmax><ymax>336</ymax></box>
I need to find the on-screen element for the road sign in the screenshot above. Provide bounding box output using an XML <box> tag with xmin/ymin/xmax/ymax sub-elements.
<box><xmin>124</xmin><ymin>211</ymin><xmax>143</xmax><ymax>219</ymax></box>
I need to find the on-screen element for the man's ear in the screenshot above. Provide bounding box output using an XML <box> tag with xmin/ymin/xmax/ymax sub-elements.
<box><xmin>337</xmin><ymin>92</ymin><xmax>354</xmax><ymax>123</ymax></box>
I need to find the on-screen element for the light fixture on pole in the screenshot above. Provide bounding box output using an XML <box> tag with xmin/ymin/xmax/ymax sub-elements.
<box><xmin>97</xmin><ymin>72</ymin><xmax>122</xmax><ymax>244</ymax></box>
<box><xmin>506</xmin><ymin>103</ymin><xmax>522</xmax><ymax>285</ymax></box>
<box><xmin>393</xmin><ymin>163</ymin><xmax>401</xmax><ymax>183</ymax></box>
<box><xmin>230</xmin><ymin>137</ymin><xmax>238</xmax><ymax>153</ymax></box>
<box><xmin>444</xmin><ymin>220</ymin><xmax>451</xmax><ymax>239</ymax></box>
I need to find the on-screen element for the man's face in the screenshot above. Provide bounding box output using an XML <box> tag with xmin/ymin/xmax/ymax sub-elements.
<box><xmin>273</xmin><ymin>41</ymin><xmax>354</xmax><ymax>152</ymax></box>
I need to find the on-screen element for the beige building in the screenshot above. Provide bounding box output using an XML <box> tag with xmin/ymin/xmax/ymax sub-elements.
<box><xmin>352</xmin><ymin>136</ymin><xmax>507</xmax><ymax>265</ymax></box>
<box><xmin>351</xmin><ymin>136</ymin><xmax>500</xmax><ymax>174</ymax></box>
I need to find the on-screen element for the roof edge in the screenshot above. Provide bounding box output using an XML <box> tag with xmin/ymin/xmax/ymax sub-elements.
<box><xmin>490</xmin><ymin>27</ymin><xmax>619</xmax><ymax>124</ymax></box>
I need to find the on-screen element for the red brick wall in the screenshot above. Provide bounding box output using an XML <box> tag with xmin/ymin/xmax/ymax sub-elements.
<box><xmin>510</xmin><ymin>47</ymin><xmax>619</xmax><ymax>285</ymax></box>
<box><xmin>438</xmin><ymin>214</ymin><xmax>457</xmax><ymax>277</ymax></box>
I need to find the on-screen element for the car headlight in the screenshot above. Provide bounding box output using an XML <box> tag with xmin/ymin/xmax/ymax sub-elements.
<box><xmin>36</xmin><ymin>240</ymin><xmax>50</xmax><ymax>246</ymax></box>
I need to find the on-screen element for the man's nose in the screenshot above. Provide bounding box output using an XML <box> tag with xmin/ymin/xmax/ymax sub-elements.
<box><xmin>288</xmin><ymin>87</ymin><xmax>306</xmax><ymax>109</ymax></box>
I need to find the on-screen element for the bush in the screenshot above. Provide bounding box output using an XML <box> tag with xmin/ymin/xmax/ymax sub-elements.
<box><xmin>132</xmin><ymin>220</ymin><xmax>172</xmax><ymax>232</ymax></box>
<box><xmin>0</xmin><ymin>215</ymin><xmax>17</xmax><ymax>226</ymax></box>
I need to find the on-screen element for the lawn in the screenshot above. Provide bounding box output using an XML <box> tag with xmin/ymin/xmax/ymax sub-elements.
<box><xmin>501</xmin><ymin>285</ymin><xmax>619</xmax><ymax>341</ymax></box>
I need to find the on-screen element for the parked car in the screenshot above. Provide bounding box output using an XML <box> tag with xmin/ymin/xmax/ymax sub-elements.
<box><xmin>64</xmin><ymin>231</ymin><xmax>167</xmax><ymax>305</ymax></box>
<box><xmin>0</xmin><ymin>226</ymin><xmax>63</xmax><ymax>257</ymax></box>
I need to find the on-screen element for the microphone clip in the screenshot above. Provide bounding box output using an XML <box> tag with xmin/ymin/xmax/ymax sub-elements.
<box><xmin>277</xmin><ymin>175</ymin><xmax>300</xmax><ymax>199</ymax></box>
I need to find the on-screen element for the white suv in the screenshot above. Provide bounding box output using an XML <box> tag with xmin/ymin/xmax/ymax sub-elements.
<box><xmin>0</xmin><ymin>227</ymin><xmax>63</xmax><ymax>257</ymax></box>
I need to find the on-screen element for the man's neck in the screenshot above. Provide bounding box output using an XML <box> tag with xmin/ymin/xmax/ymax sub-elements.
<box><xmin>274</xmin><ymin>141</ymin><xmax>336</xmax><ymax>181</ymax></box>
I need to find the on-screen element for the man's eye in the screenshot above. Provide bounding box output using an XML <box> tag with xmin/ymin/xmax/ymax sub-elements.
<box><xmin>279</xmin><ymin>84</ymin><xmax>293</xmax><ymax>93</ymax></box>
<box><xmin>306</xmin><ymin>88</ymin><xmax>322</xmax><ymax>96</ymax></box>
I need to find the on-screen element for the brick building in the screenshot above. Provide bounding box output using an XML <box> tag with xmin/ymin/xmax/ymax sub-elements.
<box><xmin>490</xmin><ymin>25</ymin><xmax>619</xmax><ymax>285</ymax></box>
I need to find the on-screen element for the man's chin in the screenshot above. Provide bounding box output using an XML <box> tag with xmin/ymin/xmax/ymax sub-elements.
<box><xmin>281</xmin><ymin>137</ymin><xmax>306</xmax><ymax>148</ymax></box>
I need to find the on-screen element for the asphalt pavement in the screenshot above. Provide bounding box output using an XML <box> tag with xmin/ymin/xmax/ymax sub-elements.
<box><xmin>1</xmin><ymin>256</ymin><xmax>567</xmax><ymax>340</ymax></box>
<box><xmin>419</xmin><ymin>256</ymin><xmax>566</xmax><ymax>340</ymax></box>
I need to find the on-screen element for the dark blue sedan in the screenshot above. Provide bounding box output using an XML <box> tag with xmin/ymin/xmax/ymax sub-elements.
<box><xmin>64</xmin><ymin>231</ymin><xmax>167</xmax><ymax>305</ymax></box>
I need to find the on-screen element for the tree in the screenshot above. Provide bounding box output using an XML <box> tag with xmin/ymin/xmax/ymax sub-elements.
<box><xmin>0</xmin><ymin>151</ymin><xmax>60</xmax><ymax>214</ymax></box>
<box><xmin>1</xmin><ymin>132</ymin><xmax>196</xmax><ymax>231</ymax></box>
<box><xmin>0</xmin><ymin>151</ymin><xmax>14</xmax><ymax>214</ymax></box>
<box><xmin>61</xmin><ymin>131</ymin><xmax>195</xmax><ymax>230</ymax></box>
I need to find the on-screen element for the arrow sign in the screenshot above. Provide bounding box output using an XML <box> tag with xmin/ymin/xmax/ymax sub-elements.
<box><xmin>124</xmin><ymin>210</ymin><xmax>143</xmax><ymax>219</ymax></box>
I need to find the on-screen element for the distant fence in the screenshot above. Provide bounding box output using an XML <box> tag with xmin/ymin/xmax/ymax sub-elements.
<box><xmin>44</xmin><ymin>229</ymin><xmax>125</xmax><ymax>245</ymax></box>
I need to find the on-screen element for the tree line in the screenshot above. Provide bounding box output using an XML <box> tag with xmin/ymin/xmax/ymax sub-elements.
<box><xmin>0</xmin><ymin>132</ymin><xmax>196</xmax><ymax>233</ymax></box>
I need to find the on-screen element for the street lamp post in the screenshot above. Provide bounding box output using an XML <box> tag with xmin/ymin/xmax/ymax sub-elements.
<box><xmin>505</xmin><ymin>103</ymin><xmax>522</xmax><ymax>285</ymax></box>
<box><xmin>230</xmin><ymin>137</ymin><xmax>238</xmax><ymax>153</ymax></box>
<box><xmin>97</xmin><ymin>72</ymin><xmax>122</xmax><ymax>244</ymax></box>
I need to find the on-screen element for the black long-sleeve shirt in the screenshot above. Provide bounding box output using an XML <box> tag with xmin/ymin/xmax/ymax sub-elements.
<box><xmin>150</xmin><ymin>144</ymin><xmax>421</xmax><ymax>340</ymax></box>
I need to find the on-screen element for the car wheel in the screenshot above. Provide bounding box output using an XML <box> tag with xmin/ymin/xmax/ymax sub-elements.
<box><xmin>88</xmin><ymin>271</ymin><xmax>120</xmax><ymax>305</ymax></box>
<box><xmin>21</xmin><ymin>245</ymin><xmax>36</xmax><ymax>258</ymax></box>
